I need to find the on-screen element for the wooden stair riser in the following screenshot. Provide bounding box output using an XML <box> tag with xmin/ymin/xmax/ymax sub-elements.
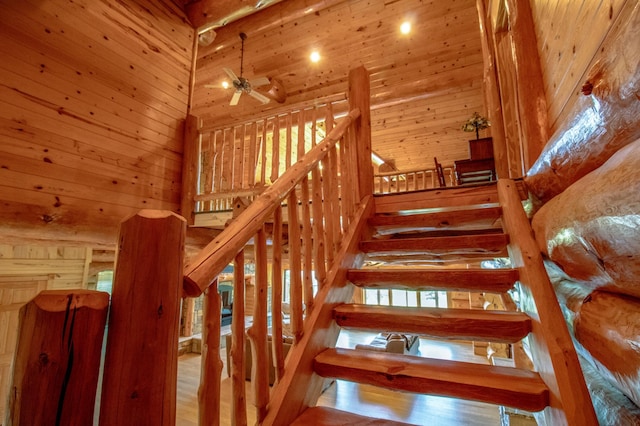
<box><xmin>333</xmin><ymin>304</ymin><xmax>531</xmax><ymax>343</ymax></box>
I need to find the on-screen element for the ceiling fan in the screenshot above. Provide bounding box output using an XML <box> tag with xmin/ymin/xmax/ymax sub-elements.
<box><xmin>206</xmin><ymin>32</ymin><xmax>271</xmax><ymax>106</ymax></box>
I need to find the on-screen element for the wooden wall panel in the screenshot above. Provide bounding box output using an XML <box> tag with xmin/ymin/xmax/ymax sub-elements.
<box><xmin>529</xmin><ymin>0</ymin><xmax>628</xmax><ymax>131</ymax></box>
<box><xmin>0</xmin><ymin>0</ymin><xmax>193</xmax><ymax>247</ymax></box>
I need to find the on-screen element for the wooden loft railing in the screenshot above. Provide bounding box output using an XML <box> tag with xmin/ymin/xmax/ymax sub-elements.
<box><xmin>185</xmin><ymin>95</ymin><xmax>348</xmax><ymax>216</ymax></box>
<box><xmin>374</xmin><ymin>165</ymin><xmax>456</xmax><ymax>193</ymax></box>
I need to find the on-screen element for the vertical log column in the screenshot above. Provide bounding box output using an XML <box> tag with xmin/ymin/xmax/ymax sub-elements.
<box><xmin>6</xmin><ymin>290</ymin><xmax>109</xmax><ymax>426</ymax></box>
<box><xmin>181</xmin><ymin>115</ymin><xmax>201</xmax><ymax>224</ymax></box>
<box><xmin>99</xmin><ymin>210</ymin><xmax>185</xmax><ymax>426</ymax></box>
<box><xmin>348</xmin><ymin>66</ymin><xmax>373</xmax><ymax>201</ymax></box>
<box><xmin>504</xmin><ymin>0</ymin><xmax>549</xmax><ymax>169</ymax></box>
<box><xmin>476</xmin><ymin>0</ymin><xmax>510</xmax><ymax>179</ymax></box>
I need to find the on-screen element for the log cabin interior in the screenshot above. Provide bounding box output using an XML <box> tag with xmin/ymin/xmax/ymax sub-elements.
<box><xmin>0</xmin><ymin>0</ymin><xmax>639</xmax><ymax>424</ymax></box>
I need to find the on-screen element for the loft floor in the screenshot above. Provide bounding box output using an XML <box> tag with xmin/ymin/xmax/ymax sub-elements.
<box><xmin>176</xmin><ymin>329</ymin><xmax>502</xmax><ymax>425</ymax></box>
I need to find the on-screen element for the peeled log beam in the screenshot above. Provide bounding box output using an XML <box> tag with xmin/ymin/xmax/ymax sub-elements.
<box><xmin>7</xmin><ymin>290</ymin><xmax>109</xmax><ymax>426</ymax></box>
<box><xmin>574</xmin><ymin>290</ymin><xmax>640</xmax><ymax>408</ymax></box>
<box><xmin>532</xmin><ymin>139</ymin><xmax>640</xmax><ymax>298</ymax></box>
<box><xmin>525</xmin><ymin>3</ymin><xmax>640</xmax><ymax>202</ymax></box>
<box><xmin>99</xmin><ymin>210</ymin><xmax>185</xmax><ymax>426</ymax></box>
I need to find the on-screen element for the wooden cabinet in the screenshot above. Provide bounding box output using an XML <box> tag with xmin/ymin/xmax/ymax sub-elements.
<box><xmin>469</xmin><ymin>137</ymin><xmax>494</xmax><ymax>160</ymax></box>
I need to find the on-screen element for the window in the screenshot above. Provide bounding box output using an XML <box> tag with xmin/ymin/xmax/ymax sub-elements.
<box><xmin>364</xmin><ymin>289</ymin><xmax>447</xmax><ymax>308</ymax></box>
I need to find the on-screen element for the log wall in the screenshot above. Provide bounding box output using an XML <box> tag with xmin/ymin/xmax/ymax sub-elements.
<box><xmin>519</xmin><ymin>1</ymin><xmax>640</xmax><ymax>422</ymax></box>
<box><xmin>0</xmin><ymin>0</ymin><xmax>193</xmax><ymax>248</ymax></box>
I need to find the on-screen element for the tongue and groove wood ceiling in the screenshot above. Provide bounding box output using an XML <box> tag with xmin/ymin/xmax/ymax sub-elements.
<box><xmin>180</xmin><ymin>0</ymin><xmax>487</xmax><ymax>173</ymax></box>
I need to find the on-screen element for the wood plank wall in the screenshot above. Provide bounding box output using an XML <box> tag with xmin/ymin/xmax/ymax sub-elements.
<box><xmin>528</xmin><ymin>0</ymin><xmax>628</xmax><ymax>132</ymax></box>
<box><xmin>0</xmin><ymin>0</ymin><xmax>194</xmax><ymax>247</ymax></box>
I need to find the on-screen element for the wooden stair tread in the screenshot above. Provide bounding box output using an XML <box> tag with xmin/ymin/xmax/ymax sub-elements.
<box><xmin>359</xmin><ymin>233</ymin><xmax>509</xmax><ymax>254</ymax></box>
<box><xmin>369</xmin><ymin>205</ymin><xmax>502</xmax><ymax>229</ymax></box>
<box><xmin>291</xmin><ymin>407</ymin><xmax>415</xmax><ymax>426</ymax></box>
<box><xmin>313</xmin><ymin>348</ymin><xmax>549</xmax><ymax>412</ymax></box>
<box><xmin>333</xmin><ymin>304</ymin><xmax>531</xmax><ymax>342</ymax></box>
<box><xmin>373</xmin><ymin>184</ymin><xmax>499</xmax><ymax>214</ymax></box>
<box><xmin>347</xmin><ymin>268</ymin><xmax>518</xmax><ymax>292</ymax></box>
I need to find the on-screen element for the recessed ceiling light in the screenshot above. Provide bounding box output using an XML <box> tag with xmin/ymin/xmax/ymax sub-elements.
<box><xmin>222</xmin><ymin>81</ymin><xmax>230</xmax><ymax>89</ymax></box>
<box><xmin>310</xmin><ymin>50</ymin><xmax>321</xmax><ymax>63</ymax></box>
<box><xmin>400</xmin><ymin>21</ymin><xmax>411</xmax><ymax>34</ymax></box>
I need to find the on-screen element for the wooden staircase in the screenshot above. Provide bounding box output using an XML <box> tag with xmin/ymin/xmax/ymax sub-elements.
<box><xmin>285</xmin><ymin>181</ymin><xmax>596</xmax><ymax>425</ymax></box>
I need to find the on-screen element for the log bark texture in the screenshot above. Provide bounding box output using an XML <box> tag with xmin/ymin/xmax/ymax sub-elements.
<box><xmin>6</xmin><ymin>290</ymin><xmax>109</xmax><ymax>426</ymax></box>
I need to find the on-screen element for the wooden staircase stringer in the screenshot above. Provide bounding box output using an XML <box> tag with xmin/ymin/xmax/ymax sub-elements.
<box><xmin>262</xmin><ymin>196</ymin><xmax>375</xmax><ymax>426</ymax></box>
<box><xmin>497</xmin><ymin>179</ymin><xmax>597</xmax><ymax>425</ymax></box>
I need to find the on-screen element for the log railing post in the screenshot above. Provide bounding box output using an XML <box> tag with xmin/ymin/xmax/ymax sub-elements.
<box><xmin>247</xmin><ymin>227</ymin><xmax>269</xmax><ymax>423</ymax></box>
<box><xmin>230</xmin><ymin>251</ymin><xmax>247</xmax><ymax>426</ymax></box>
<box><xmin>6</xmin><ymin>290</ymin><xmax>109</xmax><ymax>426</ymax></box>
<box><xmin>182</xmin><ymin>297</ymin><xmax>195</xmax><ymax>337</ymax></box>
<box><xmin>99</xmin><ymin>210</ymin><xmax>185</xmax><ymax>426</ymax></box>
<box><xmin>198</xmin><ymin>279</ymin><xmax>222</xmax><ymax>426</ymax></box>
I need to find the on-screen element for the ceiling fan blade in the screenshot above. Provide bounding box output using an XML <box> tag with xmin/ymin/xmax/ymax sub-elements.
<box><xmin>248</xmin><ymin>90</ymin><xmax>270</xmax><ymax>104</ymax></box>
<box><xmin>223</xmin><ymin>67</ymin><xmax>239</xmax><ymax>82</ymax></box>
<box><xmin>249</xmin><ymin>76</ymin><xmax>270</xmax><ymax>87</ymax></box>
<box><xmin>204</xmin><ymin>84</ymin><xmax>217</xmax><ymax>88</ymax></box>
<box><xmin>230</xmin><ymin>91</ymin><xmax>242</xmax><ymax>106</ymax></box>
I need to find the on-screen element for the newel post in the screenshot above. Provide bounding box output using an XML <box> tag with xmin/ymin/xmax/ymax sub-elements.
<box><xmin>99</xmin><ymin>210</ymin><xmax>185</xmax><ymax>426</ymax></box>
<box><xmin>348</xmin><ymin>66</ymin><xmax>373</xmax><ymax>200</ymax></box>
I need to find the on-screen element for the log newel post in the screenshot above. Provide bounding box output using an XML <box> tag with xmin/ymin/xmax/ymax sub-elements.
<box><xmin>6</xmin><ymin>290</ymin><xmax>109</xmax><ymax>426</ymax></box>
<box><xmin>198</xmin><ymin>279</ymin><xmax>222</xmax><ymax>426</ymax></box>
<box><xmin>99</xmin><ymin>210</ymin><xmax>185</xmax><ymax>426</ymax></box>
<box><xmin>348</xmin><ymin>66</ymin><xmax>373</xmax><ymax>201</ymax></box>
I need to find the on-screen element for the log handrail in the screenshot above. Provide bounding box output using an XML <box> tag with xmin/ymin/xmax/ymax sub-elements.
<box><xmin>183</xmin><ymin>107</ymin><xmax>361</xmax><ymax>297</ymax></box>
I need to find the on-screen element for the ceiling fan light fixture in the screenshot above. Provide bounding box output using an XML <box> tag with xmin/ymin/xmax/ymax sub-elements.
<box><xmin>310</xmin><ymin>50</ymin><xmax>321</xmax><ymax>63</ymax></box>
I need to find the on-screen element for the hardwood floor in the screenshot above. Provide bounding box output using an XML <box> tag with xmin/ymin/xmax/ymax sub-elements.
<box><xmin>176</xmin><ymin>330</ymin><xmax>502</xmax><ymax>425</ymax></box>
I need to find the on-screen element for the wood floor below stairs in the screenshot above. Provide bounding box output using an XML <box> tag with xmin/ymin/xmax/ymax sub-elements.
<box><xmin>176</xmin><ymin>329</ymin><xmax>502</xmax><ymax>425</ymax></box>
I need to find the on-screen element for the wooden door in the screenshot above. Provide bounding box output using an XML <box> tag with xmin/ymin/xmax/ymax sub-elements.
<box><xmin>0</xmin><ymin>275</ymin><xmax>51</xmax><ymax>420</ymax></box>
